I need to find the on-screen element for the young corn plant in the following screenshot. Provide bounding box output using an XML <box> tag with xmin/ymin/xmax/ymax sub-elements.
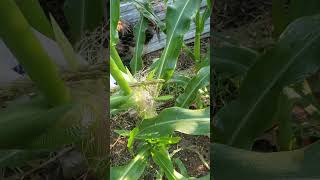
<box><xmin>0</xmin><ymin>0</ymin><xmax>107</xmax><ymax>178</ymax></box>
<box><xmin>110</xmin><ymin>0</ymin><xmax>210</xmax><ymax>179</ymax></box>
<box><xmin>212</xmin><ymin>9</ymin><xmax>320</xmax><ymax>180</ymax></box>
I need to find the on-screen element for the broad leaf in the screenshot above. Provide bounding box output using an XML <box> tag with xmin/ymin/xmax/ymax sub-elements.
<box><xmin>212</xmin><ymin>142</ymin><xmax>320</xmax><ymax>180</ymax></box>
<box><xmin>130</xmin><ymin>16</ymin><xmax>148</xmax><ymax>74</ymax></box>
<box><xmin>138</xmin><ymin>107</ymin><xmax>210</xmax><ymax>137</ymax></box>
<box><xmin>151</xmin><ymin>146</ymin><xmax>181</xmax><ymax>180</ymax></box>
<box><xmin>213</xmin><ymin>45</ymin><xmax>258</xmax><ymax>76</ymax></box>
<box><xmin>214</xmin><ymin>15</ymin><xmax>320</xmax><ymax>148</ymax></box>
<box><xmin>110</xmin><ymin>148</ymin><xmax>149</xmax><ymax>180</ymax></box>
<box><xmin>176</xmin><ymin>66</ymin><xmax>209</xmax><ymax>108</ymax></box>
<box><xmin>0</xmin><ymin>96</ymin><xmax>72</xmax><ymax>148</ymax></box>
<box><xmin>155</xmin><ymin>0</ymin><xmax>201</xmax><ymax>81</ymax></box>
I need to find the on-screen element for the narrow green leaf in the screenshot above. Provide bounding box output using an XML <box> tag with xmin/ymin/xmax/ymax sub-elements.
<box><xmin>127</xmin><ymin>128</ymin><xmax>139</xmax><ymax>154</ymax></box>
<box><xmin>132</xmin><ymin>0</ymin><xmax>165</xmax><ymax>31</ymax></box>
<box><xmin>212</xmin><ymin>142</ymin><xmax>320</xmax><ymax>179</ymax></box>
<box><xmin>138</xmin><ymin>107</ymin><xmax>210</xmax><ymax>137</ymax></box>
<box><xmin>176</xmin><ymin>66</ymin><xmax>209</xmax><ymax>108</ymax></box>
<box><xmin>130</xmin><ymin>16</ymin><xmax>148</xmax><ymax>74</ymax></box>
<box><xmin>110</xmin><ymin>148</ymin><xmax>149</xmax><ymax>180</ymax></box>
<box><xmin>50</xmin><ymin>14</ymin><xmax>81</xmax><ymax>71</ymax></box>
<box><xmin>0</xmin><ymin>0</ymin><xmax>71</xmax><ymax>106</ymax></box>
<box><xmin>14</xmin><ymin>0</ymin><xmax>54</xmax><ymax>39</ymax></box>
<box><xmin>151</xmin><ymin>146</ymin><xmax>177</xmax><ymax>180</ymax></box>
<box><xmin>110</xmin><ymin>0</ymin><xmax>120</xmax><ymax>46</ymax></box>
<box><xmin>277</xmin><ymin>91</ymin><xmax>295</xmax><ymax>151</ymax></box>
<box><xmin>155</xmin><ymin>0</ymin><xmax>201</xmax><ymax>81</ymax></box>
<box><xmin>174</xmin><ymin>158</ymin><xmax>189</xmax><ymax>177</ymax></box>
<box><xmin>214</xmin><ymin>15</ymin><xmax>320</xmax><ymax>148</ymax></box>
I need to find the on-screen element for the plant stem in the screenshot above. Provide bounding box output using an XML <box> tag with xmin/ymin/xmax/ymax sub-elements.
<box><xmin>194</xmin><ymin>10</ymin><xmax>201</xmax><ymax>62</ymax></box>
<box><xmin>110</xmin><ymin>45</ymin><xmax>126</xmax><ymax>72</ymax></box>
<box><xmin>110</xmin><ymin>57</ymin><xmax>132</xmax><ymax>95</ymax></box>
<box><xmin>0</xmin><ymin>0</ymin><xmax>70</xmax><ymax>106</ymax></box>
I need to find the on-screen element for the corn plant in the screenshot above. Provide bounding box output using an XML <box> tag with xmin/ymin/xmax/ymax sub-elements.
<box><xmin>213</xmin><ymin>11</ymin><xmax>320</xmax><ymax>179</ymax></box>
<box><xmin>110</xmin><ymin>0</ymin><xmax>210</xmax><ymax>179</ymax></box>
<box><xmin>0</xmin><ymin>0</ymin><xmax>107</xmax><ymax>178</ymax></box>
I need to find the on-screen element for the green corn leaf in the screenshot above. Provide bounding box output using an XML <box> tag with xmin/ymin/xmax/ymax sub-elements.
<box><xmin>213</xmin><ymin>45</ymin><xmax>259</xmax><ymax>76</ymax></box>
<box><xmin>138</xmin><ymin>107</ymin><xmax>210</xmax><ymax>138</ymax></box>
<box><xmin>110</xmin><ymin>0</ymin><xmax>120</xmax><ymax>46</ymax></box>
<box><xmin>173</xmin><ymin>158</ymin><xmax>189</xmax><ymax>177</ymax></box>
<box><xmin>212</xmin><ymin>142</ymin><xmax>320</xmax><ymax>180</ymax></box>
<box><xmin>214</xmin><ymin>15</ymin><xmax>320</xmax><ymax>148</ymax></box>
<box><xmin>167</xmin><ymin>74</ymin><xmax>191</xmax><ymax>88</ymax></box>
<box><xmin>0</xmin><ymin>96</ymin><xmax>72</xmax><ymax>149</ymax></box>
<box><xmin>14</xmin><ymin>0</ymin><xmax>54</xmax><ymax>39</ymax></box>
<box><xmin>111</xmin><ymin>95</ymin><xmax>134</xmax><ymax>110</ymax></box>
<box><xmin>276</xmin><ymin>90</ymin><xmax>295</xmax><ymax>151</ymax></box>
<box><xmin>200</xmin><ymin>0</ymin><xmax>212</xmax><ymax>32</ymax></box>
<box><xmin>110</xmin><ymin>57</ymin><xmax>132</xmax><ymax>95</ymax></box>
<box><xmin>130</xmin><ymin>16</ymin><xmax>148</xmax><ymax>74</ymax></box>
<box><xmin>127</xmin><ymin>128</ymin><xmax>140</xmax><ymax>154</ymax></box>
<box><xmin>110</xmin><ymin>147</ymin><xmax>149</xmax><ymax>180</ymax></box>
<box><xmin>63</xmin><ymin>0</ymin><xmax>104</xmax><ymax>42</ymax></box>
<box><xmin>132</xmin><ymin>0</ymin><xmax>165</xmax><ymax>31</ymax></box>
<box><xmin>155</xmin><ymin>0</ymin><xmax>201</xmax><ymax>81</ymax></box>
<box><xmin>27</xmin><ymin>79</ymin><xmax>108</xmax><ymax>154</ymax></box>
<box><xmin>0</xmin><ymin>0</ymin><xmax>71</xmax><ymax>106</ymax></box>
<box><xmin>50</xmin><ymin>14</ymin><xmax>81</xmax><ymax>71</ymax></box>
<box><xmin>114</xmin><ymin>130</ymin><xmax>130</xmax><ymax>137</ymax></box>
<box><xmin>154</xmin><ymin>95</ymin><xmax>174</xmax><ymax>102</ymax></box>
<box><xmin>151</xmin><ymin>146</ymin><xmax>179</xmax><ymax>180</ymax></box>
<box><xmin>176</xmin><ymin>66</ymin><xmax>209</xmax><ymax>108</ymax></box>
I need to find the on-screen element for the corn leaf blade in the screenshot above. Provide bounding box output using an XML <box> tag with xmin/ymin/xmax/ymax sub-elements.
<box><xmin>155</xmin><ymin>0</ymin><xmax>201</xmax><ymax>81</ymax></box>
<box><xmin>214</xmin><ymin>15</ymin><xmax>320</xmax><ymax>148</ymax></box>
<box><xmin>0</xmin><ymin>96</ymin><xmax>72</xmax><ymax>149</ymax></box>
<box><xmin>176</xmin><ymin>66</ymin><xmax>209</xmax><ymax>108</ymax></box>
<box><xmin>138</xmin><ymin>107</ymin><xmax>210</xmax><ymax>137</ymax></box>
<box><xmin>130</xmin><ymin>16</ymin><xmax>148</xmax><ymax>74</ymax></box>
<box><xmin>212</xmin><ymin>142</ymin><xmax>320</xmax><ymax>179</ymax></box>
<box><xmin>110</xmin><ymin>148</ymin><xmax>149</xmax><ymax>180</ymax></box>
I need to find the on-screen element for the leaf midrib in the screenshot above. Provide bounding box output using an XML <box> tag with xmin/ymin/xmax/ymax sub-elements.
<box><xmin>156</xmin><ymin>0</ymin><xmax>192</xmax><ymax>78</ymax></box>
<box><xmin>179</xmin><ymin>70</ymin><xmax>209</xmax><ymax>107</ymax></box>
<box><xmin>132</xmin><ymin>17</ymin><xmax>145</xmax><ymax>72</ymax></box>
<box><xmin>139</xmin><ymin>117</ymin><xmax>209</xmax><ymax>134</ymax></box>
<box><xmin>228</xmin><ymin>32</ymin><xmax>320</xmax><ymax>145</ymax></box>
<box><xmin>118</xmin><ymin>148</ymin><xmax>148</xmax><ymax>180</ymax></box>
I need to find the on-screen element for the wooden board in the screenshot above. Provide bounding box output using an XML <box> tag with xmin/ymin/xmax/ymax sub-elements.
<box><xmin>120</xmin><ymin>0</ymin><xmax>210</xmax><ymax>54</ymax></box>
